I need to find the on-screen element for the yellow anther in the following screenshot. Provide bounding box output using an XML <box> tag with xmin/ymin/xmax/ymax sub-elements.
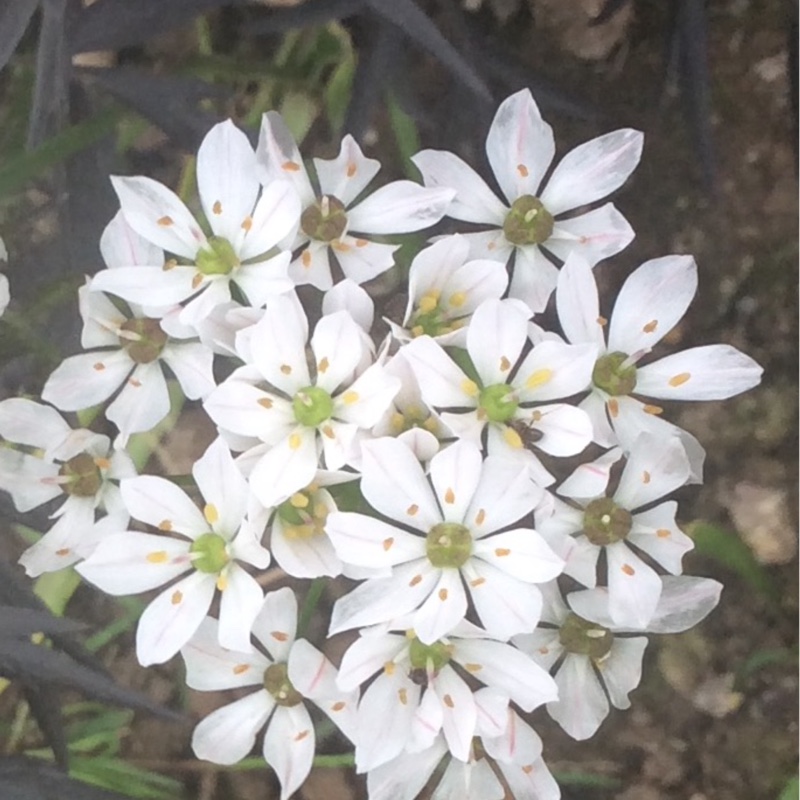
<box><xmin>461</xmin><ymin>378</ymin><xmax>479</xmax><ymax>397</ymax></box>
<box><xmin>289</xmin><ymin>433</ymin><xmax>302</xmax><ymax>450</ymax></box>
<box><xmin>342</xmin><ymin>391</ymin><xmax>359</xmax><ymax>405</ymax></box>
<box><xmin>146</xmin><ymin>551</ymin><xmax>168</xmax><ymax>564</ymax></box>
<box><xmin>216</xmin><ymin>574</ymin><xmax>228</xmax><ymax>591</ymax></box>
<box><xmin>290</xmin><ymin>493</ymin><xmax>309</xmax><ymax>509</ymax></box>
<box><xmin>418</xmin><ymin>293</ymin><xmax>439</xmax><ymax>314</ymax></box>
<box><xmin>503</xmin><ymin>427</ymin><xmax>523</xmax><ymax>449</ymax></box>
<box><xmin>669</xmin><ymin>372</ymin><xmax>691</xmax><ymax>387</ymax></box>
<box><xmin>525</xmin><ymin>368</ymin><xmax>553</xmax><ymax>390</ymax></box>
<box><xmin>449</xmin><ymin>291</ymin><xmax>467</xmax><ymax>308</ymax></box>
<box><xmin>317</xmin><ymin>357</ymin><xmax>330</xmax><ymax>373</ymax></box>
<box><xmin>204</xmin><ymin>503</ymin><xmax>219</xmax><ymax>525</ymax></box>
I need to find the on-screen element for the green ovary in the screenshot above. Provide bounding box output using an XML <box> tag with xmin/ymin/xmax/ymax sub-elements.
<box><xmin>300</xmin><ymin>195</ymin><xmax>348</xmax><ymax>242</ymax></box>
<box><xmin>558</xmin><ymin>613</ymin><xmax>614</xmax><ymax>661</ymax></box>
<box><xmin>196</xmin><ymin>236</ymin><xmax>240</xmax><ymax>275</ymax></box>
<box><xmin>59</xmin><ymin>452</ymin><xmax>103</xmax><ymax>497</ymax></box>
<box><xmin>426</xmin><ymin>522</ymin><xmax>472</xmax><ymax>568</ymax></box>
<box><xmin>408</xmin><ymin>637</ymin><xmax>452</xmax><ymax>674</ymax></box>
<box><xmin>479</xmin><ymin>383</ymin><xmax>518</xmax><ymax>423</ymax></box>
<box><xmin>189</xmin><ymin>533</ymin><xmax>230</xmax><ymax>573</ymax></box>
<box><xmin>582</xmin><ymin>497</ymin><xmax>632</xmax><ymax>546</ymax></box>
<box><xmin>118</xmin><ymin>318</ymin><xmax>168</xmax><ymax>364</ymax></box>
<box><xmin>592</xmin><ymin>351</ymin><xmax>637</xmax><ymax>396</ymax></box>
<box><xmin>292</xmin><ymin>386</ymin><xmax>333</xmax><ymax>428</ymax></box>
<box><xmin>263</xmin><ymin>662</ymin><xmax>303</xmax><ymax>707</ymax></box>
<box><xmin>502</xmin><ymin>195</ymin><xmax>554</xmax><ymax>246</ymax></box>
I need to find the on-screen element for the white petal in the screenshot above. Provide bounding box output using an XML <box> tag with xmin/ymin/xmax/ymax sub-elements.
<box><xmin>78</xmin><ymin>282</ymin><xmax>127</xmax><ymax>348</ymax></box>
<box><xmin>473</xmin><ymin>687</ymin><xmax>510</xmax><ymax>739</ymax></box>
<box><xmin>160</xmin><ymin>342</ymin><xmax>216</xmax><ymax>400</ymax></box>
<box><xmin>204</xmin><ymin>382</ymin><xmax>294</xmax><ymax>444</ymax></box>
<box><xmin>499</xmin><ymin>756</ymin><xmax>561</xmax><ymax>800</ymax></box>
<box><xmin>486</xmin><ymin>88</ymin><xmax>554</xmax><ymax>203</ymax></box>
<box><xmin>112</xmin><ymin>175</ymin><xmax>205</xmax><ymax>259</ymax></box>
<box><xmin>433</xmin><ymin>757</ymin><xmax>504</xmax><ymax>800</ymax></box>
<box><xmin>548</xmin><ymin>653</ymin><xmax>609</xmax><ymax>740</ymax></box>
<box><xmin>635</xmin><ymin>344</ymin><xmax>763</xmax><ymax>401</ymax></box>
<box><xmin>508</xmin><ymin>245</ymin><xmax>559</xmax><ymax>314</ymax></box>
<box><xmin>337</xmin><ymin>632</ymin><xmax>408</xmax><ymax>692</ymax></box>
<box><xmin>136</xmin><ymin>570</ymin><xmax>217</xmax><ymax>665</ymax></box>
<box><xmin>0</xmin><ymin>398</ymin><xmax>71</xmax><ymax>451</ymax></box>
<box><xmin>429</xmin><ymin>439</ymin><xmax>483</xmax><ymax>525</ymax></box>
<box><xmin>580</xmin><ymin>391</ymin><xmax>617</xmax><ymax>447</ymax></box>
<box><xmin>315</xmin><ymin>134</ymin><xmax>381</xmax><ymax>205</ymax></box>
<box><xmin>105</xmin><ymin>361</ymin><xmax>171</xmax><ymax>437</ymax></box>
<box><xmin>460</xmin><ymin>229</ymin><xmax>514</xmax><ymax>262</ymax></box>
<box><xmin>525</xmin><ymin>403</ymin><xmax>594</xmax><ymax>457</ymax></box>
<box><xmin>289</xmin><ymin>241</ymin><xmax>332</xmax><ymax>290</ymax></box>
<box><xmin>433</xmin><ymin>665</ymin><xmax>476</xmax><ymax>761</ymax></box>
<box><xmin>614</xmin><ymin>433</ymin><xmax>690</xmax><ymax>509</ymax></box>
<box><xmin>413</xmin><ymin>568</ymin><xmax>468</xmax><ymax>644</ymax></box>
<box><xmin>249</xmin><ymin>429</ymin><xmax>318</xmax><ymax>508</ymax></box>
<box><xmin>192</xmin><ymin>690</ymin><xmax>274</xmax><ymax>765</ymax></box>
<box><xmin>607</xmin><ymin>255</ymin><xmax>697</xmax><ymax>355</ymax></box>
<box><xmin>646</xmin><ymin>575</ymin><xmax>723</xmax><ymax>633</ymax></box>
<box><xmin>251</xmin><ymin>586</ymin><xmax>298</xmax><ymax>660</ymax></box>
<box><xmin>411</xmin><ymin>149</ymin><xmax>507</xmax><ymax>225</ymax></box>
<box><xmin>329</xmin><ymin>560</ymin><xmax>438</xmax><ymax>636</ymax></box>
<box><xmin>366</xmin><ymin>739</ymin><xmax>447</xmax><ymax>800</ymax></box>
<box><xmin>358</xmin><ymin>437</ymin><xmax>440</xmax><ymax>531</ymax></box>
<box><xmin>271</xmin><ymin>517</ymin><xmax>342</xmax><ymax>578</ymax></box>
<box><xmin>42</xmin><ymin>350</ymin><xmax>132</xmax><ymax>412</ymax></box>
<box><xmin>91</xmin><ymin>265</ymin><xmax>198</xmax><ymax>307</ymax></box>
<box><xmin>327</xmin><ymin>511</ymin><xmax>426</xmax><ymax>569</ymax></box>
<box><xmin>234</xmin><ymin>252</ymin><xmax>293</xmax><ymax>307</ymax></box>
<box><xmin>628</xmin><ymin>501</ymin><xmax>693</xmax><ymax>574</ymax></box>
<box><xmin>197</xmin><ymin>119</ymin><xmax>260</xmax><ymax>242</ymax></box>
<box><xmin>547</xmin><ymin>203</ymin><xmax>635</xmax><ymax>266</ymax></box>
<box><xmin>514</xmin><ymin>340</ymin><xmax>596</xmax><ymax>402</ymax></box>
<box><xmin>408</xmin><ymin>686</ymin><xmax>444</xmax><ymax>753</ymax></box>
<box><xmin>218</xmin><ymin>565</ymin><xmax>264</xmax><ymax>652</ymax></box>
<box><xmin>311</xmin><ymin>311</ymin><xmax>363</xmax><ymax>393</ymax></box>
<box><xmin>18</xmin><ymin>501</ymin><xmax>95</xmax><ymax>577</ymax></box>
<box><xmin>482</xmin><ymin>705</ymin><xmax>543</xmax><ymax>765</ymax></box>
<box><xmin>466</xmin><ymin>560</ymin><xmax>545</xmax><ymax>639</ymax></box>
<box><xmin>347</xmin><ymin>181</ymin><xmax>455</xmax><ymax>234</ymax></box>
<box><xmin>601</xmin><ymin>637</ymin><xmax>647</xmax><ymax>709</ymax></box>
<box><xmin>473</xmin><ymin>529</ymin><xmax>563</xmax><ymax>584</ymax></box>
<box><xmin>323</xmin><ymin>278</ymin><xmax>375</xmax><ymax>331</ymax></box>
<box><xmin>606</xmin><ymin>543</ymin><xmax>662</xmax><ymax>629</ymax></box>
<box><xmin>555</xmin><ymin>252</ymin><xmax>606</xmax><ymax>348</ymax></box>
<box><xmin>239</xmin><ymin>179</ymin><xmax>301</xmax><ymax>260</ymax></box>
<box><xmin>256</xmin><ymin>111</ymin><xmax>316</xmax><ymax>205</ymax></box>
<box><xmin>263</xmin><ymin>703</ymin><xmax>316</xmax><ymax>800</ymax></box>
<box><xmin>512</xmin><ymin>628</ymin><xmax>563</xmax><ymax>671</ymax></box>
<box><xmin>540</xmin><ymin>128</ymin><xmax>643</xmax><ymax>215</ymax></box>
<box><xmin>75</xmin><ymin>531</ymin><xmax>190</xmax><ymax>594</ymax></box>
<box><xmin>192</xmin><ymin>437</ymin><xmax>248</xmax><ymax>537</ymax></box>
<box><xmin>121</xmin><ymin>475</ymin><xmax>206</xmax><ymax>537</ymax></box>
<box><xmin>466</xmin><ymin>298</ymin><xmax>529</xmax><ymax>386</ymax></box>
<box><xmin>332</xmin><ymin>235</ymin><xmax>398</xmax><ymax>284</ymax></box>
<box><xmin>401</xmin><ymin>336</ymin><xmax>476</xmax><ymax>408</ymax></box>
<box><xmin>452</xmin><ymin>638</ymin><xmax>557</xmax><ymax>711</ymax></box>
<box><xmin>100</xmin><ymin>210</ymin><xmax>164</xmax><ymax>269</ymax></box>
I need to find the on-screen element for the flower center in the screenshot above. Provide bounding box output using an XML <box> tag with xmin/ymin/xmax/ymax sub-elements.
<box><xmin>426</xmin><ymin>522</ymin><xmax>472</xmax><ymax>568</ymax></box>
<box><xmin>408</xmin><ymin>637</ymin><xmax>452</xmax><ymax>675</ymax></box>
<box><xmin>276</xmin><ymin>488</ymin><xmax>328</xmax><ymax>539</ymax></box>
<box><xmin>592</xmin><ymin>351</ymin><xmax>637</xmax><ymax>396</ymax></box>
<box><xmin>300</xmin><ymin>195</ymin><xmax>348</xmax><ymax>242</ymax></box>
<box><xmin>292</xmin><ymin>386</ymin><xmax>333</xmax><ymax>428</ymax></box>
<box><xmin>502</xmin><ymin>195</ymin><xmax>554</xmax><ymax>246</ymax></box>
<box><xmin>389</xmin><ymin>405</ymin><xmax>439</xmax><ymax>436</ymax></box>
<box><xmin>58</xmin><ymin>452</ymin><xmax>103</xmax><ymax>497</ymax></box>
<box><xmin>558</xmin><ymin>612</ymin><xmax>614</xmax><ymax>661</ymax></box>
<box><xmin>196</xmin><ymin>235</ymin><xmax>240</xmax><ymax>276</ymax></box>
<box><xmin>189</xmin><ymin>532</ymin><xmax>230</xmax><ymax>573</ymax></box>
<box><xmin>263</xmin><ymin>662</ymin><xmax>303</xmax><ymax>707</ymax></box>
<box><xmin>408</xmin><ymin>290</ymin><xmax>466</xmax><ymax>339</ymax></box>
<box><xmin>582</xmin><ymin>497</ymin><xmax>632</xmax><ymax>546</ymax></box>
<box><xmin>478</xmin><ymin>383</ymin><xmax>518</xmax><ymax>423</ymax></box>
<box><xmin>118</xmin><ymin>318</ymin><xmax>168</xmax><ymax>364</ymax></box>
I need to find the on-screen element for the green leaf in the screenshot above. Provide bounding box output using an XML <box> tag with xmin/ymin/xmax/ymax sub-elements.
<box><xmin>688</xmin><ymin>521</ymin><xmax>778</xmax><ymax>601</ymax></box>
<box><xmin>779</xmin><ymin>775</ymin><xmax>799</xmax><ymax>800</ymax></box>
<box><xmin>387</xmin><ymin>94</ymin><xmax>420</xmax><ymax>175</ymax></box>
<box><xmin>34</xmin><ymin>568</ymin><xmax>81</xmax><ymax>617</ymax></box>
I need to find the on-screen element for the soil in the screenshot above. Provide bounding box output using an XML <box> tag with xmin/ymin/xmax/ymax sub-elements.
<box><xmin>0</xmin><ymin>1</ymin><xmax>796</xmax><ymax>799</ymax></box>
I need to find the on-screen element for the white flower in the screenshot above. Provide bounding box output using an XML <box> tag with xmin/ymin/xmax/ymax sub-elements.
<box><xmin>257</xmin><ymin>112</ymin><xmax>455</xmax><ymax>290</ymax></box>
<box><xmin>327</xmin><ymin>437</ymin><xmax>563</xmax><ymax>643</ymax></box>
<box><xmin>555</xmin><ymin>253</ymin><xmax>764</xmax><ymax>480</ymax></box>
<box><xmin>42</xmin><ymin>271</ymin><xmax>215</xmax><ymax>446</ymax></box>
<box><xmin>366</xmin><ymin>690</ymin><xmax>561</xmax><ymax>800</ymax></box>
<box><xmin>412</xmin><ymin>89</ymin><xmax>642</xmax><ymax>312</ymax></box>
<box><xmin>536</xmin><ymin>434</ymin><xmax>695</xmax><ymax>629</ymax></box>
<box><xmin>0</xmin><ymin>398</ymin><xmax>134</xmax><ymax>575</ymax></box>
<box><xmin>401</xmin><ymin>298</ymin><xmax>596</xmax><ymax>485</ymax></box>
<box><xmin>387</xmin><ymin>235</ymin><xmax>508</xmax><ymax>347</ymax></box>
<box><xmin>337</xmin><ymin>619</ymin><xmax>556</xmax><ymax>772</ymax></box>
<box><xmin>515</xmin><ymin>576</ymin><xmax>722</xmax><ymax>740</ymax></box>
<box><xmin>91</xmin><ymin>120</ymin><xmax>299</xmax><ymax>326</ymax></box>
<box><xmin>76</xmin><ymin>437</ymin><xmax>271</xmax><ymax>665</ymax></box>
<box><xmin>181</xmin><ymin>588</ymin><xmax>357</xmax><ymax>800</ymax></box>
<box><xmin>203</xmin><ymin>292</ymin><xmax>400</xmax><ymax>507</ymax></box>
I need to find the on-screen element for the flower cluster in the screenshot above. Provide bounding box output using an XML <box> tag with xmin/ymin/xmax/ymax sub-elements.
<box><xmin>0</xmin><ymin>90</ymin><xmax>763</xmax><ymax>800</ymax></box>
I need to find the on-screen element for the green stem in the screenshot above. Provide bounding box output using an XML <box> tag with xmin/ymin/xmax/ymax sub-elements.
<box><xmin>297</xmin><ymin>578</ymin><xmax>325</xmax><ymax>639</ymax></box>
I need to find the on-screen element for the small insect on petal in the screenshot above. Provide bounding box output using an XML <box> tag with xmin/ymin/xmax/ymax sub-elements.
<box><xmin>669</xmin><ymin>372</ymin><xmax>691</xmax><ymax>387</ymax></box>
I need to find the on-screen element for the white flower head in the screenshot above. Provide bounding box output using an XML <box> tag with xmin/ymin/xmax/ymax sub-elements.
<box><xmin>0</xmin><ymin>398</ymin><xmax>134</xmax><ymax>575</ymax></box>
<box><xmin>402</xmin><ymin>297</ymin><xmax>596</xmax><ymax>485</ymax></box>
<box><xmin>257</xmin><ymin>112</ymin><xmax>455</xmax><ymax>290</ymax></box>
<box><xmin>91</xmin><ymin>120</ymin><xmax>299</xmax><ymax>326</ymax></box>
<box><xmin>76</xmin><ymin>437</ymin><xmax>271</xmax><ymax>665</ymax></box>
<box><xmin>413</xmin><ymin>88</ymin><xmax>643</xmax><ymax>312</ymax></box>
<box><xmin>537</xmin><ymin>433</ymin><xmax>696</xmax><ymax>628</ymax></box>
<box><xmin>337</xmin><ymin>619</ymin><xmax>557</xmax><ymax>772</ymax></box>
<box><xmin>515</xmin><ymin>576</ymin><xmax>722</xmax><ymax>740</ymax></box>
<box><xmin>203</xmin><ymin>292</ymin><xmax>401</xmax><ymax>507</ymax></box>
<box><xmin>327</xmin><ymin>437</ymin><xmax>563</xmax><ymax>644</ymax></box>
<box><xmin>387</xmin><ymin>235</ymin><xmax>508</xmax><ymax>348</ymax></box>
<box><xmin>181</xmin><ymin>588</ymin><xmax>357</xmax><ymax>800</ymax></box>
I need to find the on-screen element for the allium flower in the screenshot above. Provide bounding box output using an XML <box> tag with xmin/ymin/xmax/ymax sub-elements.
<box><xmin>536</xmin><ymin>434</ymin><xmax>694</xmax><ymax>629</ymax></box>
<box><xmin>181</xmin><ymin>588</ymin><xmax>357</xmax><ymax>800</ymax></box>
<box><xmin>515</xmin><ymin>576</ymin><xmax>722</xmax><ymax>740</ymax></box>
<box><xmin>413</xmin><ymin>89</ymin><xmax>642</xmax><ymax>312</ymax></box>
<box><xmin>257</xmin><ymin>112</ymin><xmax>455</xmax><ymax>290</ymax></box>
<box><xmin>203</xmin><ymin>293</ymin><xmax>401</xmax><ymax>507</ymax></box>
<box><xmin>0</xmin><ymin>398</ymin><xmax>133</xmax><ymax>575</ymax></box>
<box><xmin>367</xmin><ymin>690</ymin><xmax>560</xmax><ymax>800</ymax></box>
<box><xmin>91</xmin><ymin>120</ymin><xmax>299</xmax><ymax>325</ymax></box>
<box><xmin>336</xmin><ymin>619</ymin><xmax>556</xmax><ymax>771</ymax></box>
<box><xmin>327</xmin><ymin>437</ymin><xmax>563</xmax><ymax>643</ymax></box>
<box><xmin>402</xmin><ymin>298</ymin><xmax>596</xmax><ymax>485</ymax></box>
<box><xmin>76</xmin><ymin>438</ymin><xmax>271</xmax><ymax>665</ymax></box>
<box><xmin>42</xmin><ymin>214</ymin><xmax>215</xmax><ymax>444</ymax></box>
<box><xmin>554</xmin><ymin>253</ymin><xmax>764</xmax><ymax>479</ymax></box>
<box><xmin>387</xmin><ymin>235</ymin><xmax>508</xmax><ymax>347</ymax></box>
